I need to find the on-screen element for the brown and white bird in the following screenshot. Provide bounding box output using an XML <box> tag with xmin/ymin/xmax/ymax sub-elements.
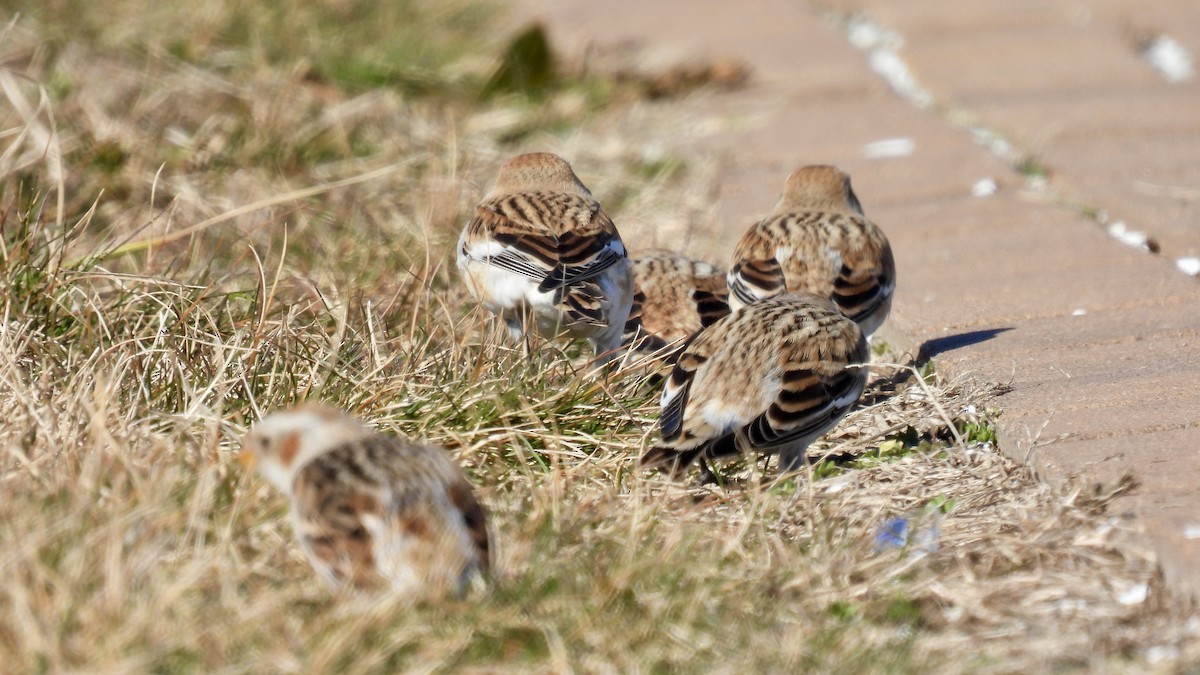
<box><xmin>641</xmin><ymin>293</ymin><xmax>869</xmax><ymax>481</ymax></box>
<box><xmin>623</xmin><ymin>251</ymin><xmax>730</xmax><ymax>360</ymax></box>
<box><xmin>727</xmin><ymin>165</ymin><xmax>895</xmax><ymax>337</ymax></box>
<box><xmin>457</xmin><ymin>152</ymin><xmax>634</xmax><ymax>363</ymax></box>
<box><xmin>239</xmin><ymin>404</ymin><xmax>490</xmax><ymax>598</ymax></box>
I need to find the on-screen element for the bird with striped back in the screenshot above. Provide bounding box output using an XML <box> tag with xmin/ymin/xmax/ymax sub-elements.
<box><xmin>727</xmin><ymin>165</ymin><xmax>894</xmax><ymax>338</ymax></box>
<box><xmin>641</xmin><ymin>293</ymin><xmax>870</xmax><ymax>483</ymax></box>
<box><xmin>622</xmin><ymin>251</ymin><xmax>730</xmax><ymax>363</ymax></box>
<box><xmin>457</xmin><ymin>152</ymin><xmax>633</xmax><ymax>363</ymax></box>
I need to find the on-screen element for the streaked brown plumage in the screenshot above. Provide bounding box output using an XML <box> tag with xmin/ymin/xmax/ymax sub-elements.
<box><xmin>641</xmin><ymin>293</ymin><xmax>869</xmax><ymax>480</ymax></box>
<box><xmin>727</xmin><ymin>165</ymin><xmax>895</xmax><ymax>337</ymax></box>
<box><xmin>240</xmin><ymin>404</ymin><xmax>490</xmax><ymax>597</ymax></box>
<box><xmin>623</xmin><ymin>251</ymin><xmax>730</xmax><ymax>360</ymax></box>
<box><xmin>457</xmin><ymin>152</ymin><xmax>634</xmax><ymax>363</ymax></box>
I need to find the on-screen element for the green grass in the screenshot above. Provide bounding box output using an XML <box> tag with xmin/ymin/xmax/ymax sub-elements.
<box><xmin>1</xmin><ymin>1</ymin><xmax>1197</xmax><ymax>672</ymax></box>
<box><xmin>7</xmin><ymin>0</ymin><xmax>492</xmax><ymax>96</ymax></box>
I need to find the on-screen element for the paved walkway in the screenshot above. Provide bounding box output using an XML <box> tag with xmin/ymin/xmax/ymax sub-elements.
<box><xmin>514</xmin><ymin>0</ymin><xmax>1200</xmax><ymax>598</ymax></box>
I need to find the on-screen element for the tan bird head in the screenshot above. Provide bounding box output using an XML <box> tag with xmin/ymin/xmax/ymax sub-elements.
<box><xmin>488</xmin><ymin>152</ymin><xmax>592</xmax><ymax>198</ymax></box>
<box><xmin>776</xmin><ymin>165</ymin><xmax>863</xmax><ymax>216</ymax></box>
<box><xmin>239</xmin><ymin>403</ymin><xmax>371</xmax><ymax>493</ymax></box>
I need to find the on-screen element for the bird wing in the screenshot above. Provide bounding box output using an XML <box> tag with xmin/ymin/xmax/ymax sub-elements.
<box><xmin>728</xmin><ymin>223</ymin><xmax>787</xmax><ymax>306</ymax></box>
<box><xmin>831</xmin><ymin>222</ymin><xmax>895</xmax><ymax>325</ymax></box>
<box><xmin>639</xmin><ymin>328</ymin><xmax>735</xmax><ymax>475</ymax></box>
<box><xmin>536</xmin><ymin>225</ymin><xmax>626</xmax><ymax>293</ymax></box>
<box><xmin>692</xmin><ymin>284</ymin><xmax>731</xmax><ymax>329</ymax></box>
<box><xmin>742</xmin><ymin>341</ymin><xmax>869</xmax><ymax>451</ymax></box>
<box><xmin>621</xmin><ymin>287</ymin><xmax>673</xmax><ymax>354</ymax></box>
<box><xmin>658</xmin><ymin>348</ymin><xmax>706</xmax><ymax>442</ymax></box>
<box><xmin>460</xmin><ymin>196</ymin><xmax>626</xmax><ymax>292</ymax></box>
<box><xmin>460</xmin><ymin>206</ymin><xmax>555</xmax><ymax>282</ymax></box>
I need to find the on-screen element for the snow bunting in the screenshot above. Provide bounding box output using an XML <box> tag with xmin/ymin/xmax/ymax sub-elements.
<box><xmin>640</xmin><ymin>293</ymin><xmax>869</xmax><ymax>480</ymax></box>
<box><xmin>727</xmin><ymin>165</ymin><xmax>895</xmax><ymax>337</ymax></box>
<box><xmin>240</xmin><ymin>404</ymin><xmax>490</xmax><ymax>597</ymax></box>
<box><xmin>458</xmin><ymin>152</ymin><xmax>634</xmax><ymax>363</ymax></box>
<box><xmin>623</xmin><ymin>251</ymin><xmax>730</xmax><ymax>360</ymax></box>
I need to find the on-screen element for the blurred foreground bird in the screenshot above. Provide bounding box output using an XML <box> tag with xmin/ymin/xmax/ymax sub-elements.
<box><xmin>240</xmin><ymin>404</ymin><xmax>490</xmax><ymax>598</ymax></box>
<box><xmin>457</xmin><ymin>152</ymin><xmax>634</xmax><ymax>363</ymax></box>
<box><xmin>641</xmin><ymin>293</ymin><xmax>869</xmax><ymax>482</ymax></box>
<box><xmin>727</xmin><ymin>165</ymin><xmax>895</xmax><ymax>337</ymax></box>
<box><xmin>623</xmin><ymin>251</ymin><xmax>730</xmax><ymax>361</ymax></box>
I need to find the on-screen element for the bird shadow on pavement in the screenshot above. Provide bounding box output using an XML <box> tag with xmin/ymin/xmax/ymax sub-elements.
<box><xmin>859</xmin><ymin>327</ymin><xmax>1014</xmax><ymax>406</ymax></box>
<box><xmin>916</xmin><ymin>327</ymin><xmax>1014</xmax><ymax>362</ymax></box>
<box><xmin>816</xmin><ymin>326</ymin><xmax>1017</xmax><ymax>466</ymax></box>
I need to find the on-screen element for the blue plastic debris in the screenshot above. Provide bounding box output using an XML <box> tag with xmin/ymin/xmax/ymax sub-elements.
<box><xmin>873</xmin><ymin>511</ymin><xmax>942</xmax><ymax>555</ymax></box>
<box><xmin>874</xmin><ymin>517</ymin><xmax>910</xmax><ymax>552</ymax></box>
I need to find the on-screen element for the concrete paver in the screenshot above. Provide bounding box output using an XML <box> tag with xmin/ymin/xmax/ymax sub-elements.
<box><xmin>1036</xmin><ymin>428</ymin><xmax>1200</xmax><ymax>490</ymax></box>
<box><xmin>1049</xmin><ymin>135</ymin><xmax>1200</xmax><ymax>257</ymax></box>
<box><xmin>830</xmin><ymin>0</ymin><xmax>1200</xmax><ymax>260</ymax></box>
<box><xmin>906</xmin><ymin>31</ymin><xmax>1154</xmax><ymax>99</ymax></box>
<box><xmin>979</xmin><ymin>89</ymin><xmax>1200</xmax><ymax>142</ymax></box>
<box><xmin>1042</xmin><ymin>428</ymin><xmax>1200</xmax><ymax>595</ymax></box>
<box><xmin>825</xmin><ymin>0</ymin><xmax>1200</xmax><ymax>597</ymax></box>
<box><xmin>513</xmin><ymin>0</ymin><xmax>1200</xmax><ymax>598</ymax></box>
<box><xmin>886</xmin><ymin>198</ymin><xmax>1200</xmax><ymax>335</ymax></box>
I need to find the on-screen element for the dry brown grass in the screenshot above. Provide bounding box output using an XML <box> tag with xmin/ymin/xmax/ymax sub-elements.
<box><xmin>1</xmin><ymin>2</ymin><xmax>1198</xmax><ymax>672</ymax></box>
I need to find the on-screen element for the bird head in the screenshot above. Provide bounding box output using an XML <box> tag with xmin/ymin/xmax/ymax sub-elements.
<box><xmin>777</xmin><ymin>165</ymin><xmax>863</xmax><ymax>216</ymax></box>
<box><xmin>239</xmin><ymin>404</ymin><xmax>369</xmax><ymax>493</ymax></box>
<box><xmin>488</xmin><ymin>152</ymin><xmax>592</xmax><ymax>198</ymax></box>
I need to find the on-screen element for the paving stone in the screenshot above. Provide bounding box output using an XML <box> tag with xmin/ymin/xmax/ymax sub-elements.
<box><xmin>858</xmin><ymin>1</ymin><xmax>1091</xmax><ymax>37</ymax></box>
<box><xmin>891</xmin><ymin>243</ymin><xmax>1199</xmax><ymax>334</ymax></box>
<box><xmin>836</xmin><ymin>0</ymin><xmax>1161</xmax><ymax>98</ymax></box>
<box><xmin>976</xmin><ymin>88</ymin><xmax>1200</xmax><ymax>146</ymax></box>
<box><xmin>840</xmin><ymin>0</ymin><xmax>1200</xmax><ymax>261</ymax></box>
<box><xmin>903</xmin><ymin>30</ymin><xmax>1154</xmax><ymax>101</ymax></box>
<box><xmin>965</xmin><ymin>337</ymin><xmax>1200</xmax><ymax>421</ymax></box>
<box><xmin>823</xmin><ymin>0</ymin><xmax>1134</xmax><ymax>39</ymax></box>
<box><xmin>1046</xmin><ymin>134</ymin><xmax>1200</xmax><ymax>258</ymax></box>
<box><xmin>607</xmin><ymin>96</ymin><xmax>1014</xmax><ymax>246</ymax></box>
<box><xmin>1115</xmin><ymin>496</ymin><xmax>1200</xmax><ymax>600</ymax></box>
<box><xmin>911</xmin><ymin>297</ymin><xmax>1200</xmax><ymax>357</ymax></box>
<box><xmin>519</xmin><ymin>0</ymin><xmax>874</xmax><ymax>88</ymax></box>
<box><xmin>1023</xmin><ymin>427</ymin><xmax>1200</xmax><ymax>496</ymax></box>
<box><xmin>1079</xmin><ymin>1</ymin><xmax>1200</xmax><ymax>49</ymax></box>
<box><xmin>998</xmin><ymin>386</ymin><xmax>1200</xmax><ymax>447</ymax></box>
<box><xmin>1031</xmin><ymin>430</ymin><xmax>1200</xmax><ymax>597</ymax></box>
<box><xmin>699</xmin><ymin>99</ymin><xmax>1011</xmax><ymax>219</ymax></box>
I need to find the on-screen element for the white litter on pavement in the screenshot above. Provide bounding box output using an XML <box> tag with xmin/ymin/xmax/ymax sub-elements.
<box><xmin>863</xmin><ymin>138</ymin><xmax>915</xmax><ymax>159</ymax></box>
<box><xmin>1143</xmin><ymin>36</ymin><xmax>1195</xmax><ymax>83</ymax></box>
<box><xmin>971</xmin><ymin>178</ymin><xmax>997</xmax><ymax>196</ymax></box>
<box><xmin>1107</xmin><ymin>222</ymin><xmax>1151</xmax><ymax>252</ymax></box>
<box><xmin>1176</xmin><ymin>257</ymin><xmax>1200</xmax><ymax>277</ymax></box>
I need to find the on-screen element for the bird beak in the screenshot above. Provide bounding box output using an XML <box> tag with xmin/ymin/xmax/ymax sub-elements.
<box><xmin>238</xmin><ymin>447</ymin><xmax>257</xmax><ymax>471</ymax></box>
